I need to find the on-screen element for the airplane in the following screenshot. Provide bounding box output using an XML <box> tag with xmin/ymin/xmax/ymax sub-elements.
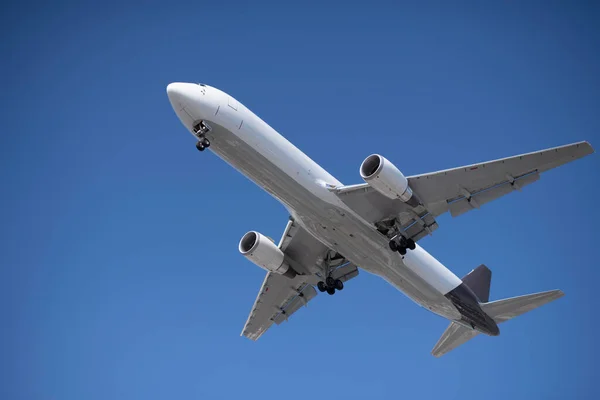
<box><xmin>167</xmin><ymin>82</ymin><xmax>594</xmax><ymax>357</ymax></box>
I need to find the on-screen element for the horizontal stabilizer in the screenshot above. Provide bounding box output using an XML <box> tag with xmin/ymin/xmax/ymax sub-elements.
<box><xmin>481</xmin><ymin>290</ymin><xmax>564</xmax><ymax>323</ymax></box>
<box><xmin>431</xmin><ymin>322</ymin><xmax>480</xmax><ymax>358</ymax></box>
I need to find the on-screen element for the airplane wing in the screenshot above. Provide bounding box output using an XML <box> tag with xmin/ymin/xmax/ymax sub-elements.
<box><xmin>334</xmin><ymin>141</ymin><xmax>593</xmax><ymax>239</ymax></box>
<box><xmin>241</xmin><ymin>219</ymin><xmax>359</xmax><ymax>340</ymax></box>
<box><xmin>407</xmin><ymin>141</ymin><xmax>593</xmax><ymax>217</ymax></box>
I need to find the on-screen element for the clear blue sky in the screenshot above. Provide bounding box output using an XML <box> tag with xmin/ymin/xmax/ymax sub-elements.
<box><xmin>2</xmin><ymin>1</ymin><xmax>599</xmax><ymax>399</ymax></box>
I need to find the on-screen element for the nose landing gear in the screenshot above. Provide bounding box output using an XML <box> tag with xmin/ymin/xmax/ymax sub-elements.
<box><xmin>193</xmin><ymin>120</ymin><xmax>211</xmax><ymax>152</ymax></box>
<box><xmin>195</xmin><ymin>137</ymin><xmax>211</xmax><ymax>152</ymax></box>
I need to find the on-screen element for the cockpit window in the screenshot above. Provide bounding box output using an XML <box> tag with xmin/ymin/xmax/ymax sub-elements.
<box><xmin>198</xmin><ymin>83</ymin><xmax>206</xmax><ymax>87</ymax></box>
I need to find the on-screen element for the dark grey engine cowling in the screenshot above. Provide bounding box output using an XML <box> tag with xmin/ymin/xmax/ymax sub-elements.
<box><xmin>239</xmin><ymin>231</ymin><xmax>297</xmax><ymax>278</ymax></box>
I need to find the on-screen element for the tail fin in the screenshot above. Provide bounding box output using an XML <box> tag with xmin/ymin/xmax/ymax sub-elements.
<box><xmin>431</xmin><ymin>322</ymin><xmax>480</xmax><ymax>357</ymax></box>
<box><xmin>462</xmin><ymin>264</ymin><xmax>492</xmax><ymax>302</ymax></box>
<box><xmin>432</xmin><ymin>263</ymin><xmax>564</xmax><ymax>357</ymax></box>
<box><xmin>481</xmin><ymin>290</ymin><xmax>564</xmax><ymax>323</ymax></box>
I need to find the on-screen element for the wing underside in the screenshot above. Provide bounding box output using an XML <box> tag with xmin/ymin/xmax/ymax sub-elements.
<box><xmin>240</xmin><ymin>219</ymin><xmax>359</xmax><ymax>340</ymax></box>
<box><xmin>409</xmin><ymin>141</ymin><xmax>594</xmax><ymax>217</ymax></box>
<box><xmin>333</xmin><ymin>142</ymin><xmax>594</xmax><ymax>236</ymax></box>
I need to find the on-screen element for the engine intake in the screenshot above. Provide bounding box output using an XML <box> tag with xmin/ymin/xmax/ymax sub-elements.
<box><xmin>239</xmin><ymin>231</ymin><xmax>296</xmax><ymax>277</ymax></box>
<box><xmin>360</xmin><ymin>154</ymin><xmax>417</xmax><ymax>205</ymax></box>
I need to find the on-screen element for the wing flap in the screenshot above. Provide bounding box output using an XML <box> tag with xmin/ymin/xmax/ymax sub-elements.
<box><xmin>447</xmin><ymin>171</ymin><xmax>540</xmax><ymax>217</ymax></box>
<box><xmin>272</xmin><ymin>284</ymin><xmax>317</xmax><ymax>325</ymax></box>
<box><xmin>241</xmin><ymin>272</ymin><xmax>313</xmax><ymax>340</ymax></box>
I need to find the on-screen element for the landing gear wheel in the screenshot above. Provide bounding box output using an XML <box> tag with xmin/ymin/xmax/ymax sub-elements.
<box><xmin>326</xmin><ymin>276</ymin><xmax>335</xmax><ymax>287</ymax></box>
<box><xmin>196</xmin><ymin>141</ymin><xmax>206</xmax><ymax>152</ymax></box>
<box><xmin>389</xmin><ymin>240</ymin><xmax>398</xmax><ymax>252</ymax></box>
<box><xmin>398</xmin><ymin>236</ymin><xmax>408</xmax><ymax>248</ymax></box>
<box><xmin>407</xmin><ymin>238</ymin><xmax>416</xmax><ymax>250</ymax></box>
<box><xmin>317</xmin><ymin>281</ymin><xmax>327</xmax><ymax>292</ymax></box>
<box><xmin>201</xmin><ymin>137</ymin><xmax>210</xmax><ymax>148</ymax></box>
<box><xmin>334</xmin><ymin>279</ymin><xmax>344</xmax><ymax>291</ymax></box>
<box><xmin>398</xmin><ymin>247</ymin><xmax>407</xmax><ymax>256</ymax></box>
<box><xmin>326</xmin><ymin>287</ymin><xmax>336</xmax><ymax>295</ymax></box>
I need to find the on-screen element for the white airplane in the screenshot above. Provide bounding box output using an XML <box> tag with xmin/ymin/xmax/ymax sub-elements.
<box><xmin>167</xmin><ymin>82</ymin><xmax>593</xmax><ymax>357</ymax></box>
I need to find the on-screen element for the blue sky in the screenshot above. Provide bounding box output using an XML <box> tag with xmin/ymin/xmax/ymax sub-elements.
<box><xmin>2</xmin><ymin>1</ymin><xmax>599</xmax><ymax>399</ymax></box>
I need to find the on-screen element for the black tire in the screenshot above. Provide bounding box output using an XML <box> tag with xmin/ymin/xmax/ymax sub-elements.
<box><xmin>326</xmin><ymin>287</ymin><xmax>336</xmax><ymax>295</ymax></box>
<box><xmin>407</xmin><ymin>238</ymin><xmax>416</xmax><ymax>250</ymax></box>
<box><xmin>196</xmin><ymin>142</ymin><xmax>205</xmax><ymax>152</ymax></box>
<box><xmin>399</xmin><ymin>236</ymin><xmax>408</xmax><ymax>247</ymax></box>
<box><xmin>389</xmin><ymin>240</ymin><xmax>398</xmax><ymax>252</ymax></box>
<box><xmin>334</xmin><ymin>279</ymin><xmax>344</xmax><ymax>291</ymax></box>
<box><xmin>202</xmin><ymin>137</ymin><xmax>210</xmax><ymax>147</ymax></box>
<box><xmin>326</xmin><ymin>276</ymin><xmax>335</xmax><ymax>287</ymax></box>
<box><xmin>317</xmin><ymin>281</ymin><xmax>327</xmax><ymax>292</ymax></box>
<box><xmin>398</xmin><ymin>247</ymin><xmax>407</xmax><ymax>256</ymax></box>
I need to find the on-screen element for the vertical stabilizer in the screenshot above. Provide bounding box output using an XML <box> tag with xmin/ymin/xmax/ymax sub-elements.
<box><xmin>462</xmin><ymin>264</ymin><xmax>492</xmax><ymax>302</ymax></box>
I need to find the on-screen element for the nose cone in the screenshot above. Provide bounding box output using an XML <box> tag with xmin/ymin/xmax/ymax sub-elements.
<box><xmin>166</xmin><ymin>82</ymin><xmax>197</xmax><ymax>109</ymax></box>
<box><xmin>167</xmin><ymin>82</ymin><xmax>221</xmax><ymax>132</ymax></box>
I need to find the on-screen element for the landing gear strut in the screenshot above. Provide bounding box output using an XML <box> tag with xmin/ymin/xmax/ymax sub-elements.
<box><xmin>193</xmin><ymin>121</ymin><xmax>211</xmax><ymax>152</ymax></box>
<box><xmin>389</xmin><ymin>235</ymin><xmax>416</xmax><ymax>255</ymax></box>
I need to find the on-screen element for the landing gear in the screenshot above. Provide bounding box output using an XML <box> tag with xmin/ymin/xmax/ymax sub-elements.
<box><xmin>193</xmin><ymin>120</ymin><xmax>210</xmax><ymax>136</ymax></box>
<box><xmin>317</xmin><ymin>278</ymin><xmax>344</xmax><ymax>295</ymax></box>
<box><xmin>195</xmin><ymin>136</ymin><xmax>211</xmax><ymax>152</ymax></box>
<box><xmin>317</xmin><ymin>281</ymin><xmax>327</xmax><ymax>293</ymax></box>
<box><xmin>317</xmin><ymin>250</ymin><xmax>349</xmax><ymax>296</ymax></box>
<box><xmin>193</xmin><ymin>121</ymin><xmax>211</xmax><ymax>152</ymax></box>
<box><xmin>389</xmin><ymin>236</ymin><xmax>416</xmax><ymax>255</ymax></box>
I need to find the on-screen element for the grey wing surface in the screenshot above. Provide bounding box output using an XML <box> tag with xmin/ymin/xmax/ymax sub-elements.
<box><xmin>334</xmin><ymin>141</ymin><xmax>593</xmax><ymax>240</ymax></box>
<box><xmin>241</xmin><ymin>219</ymin><xmax>358</xmax><ymax>340</ymax></box>
<box><xmin>407</xmin><ymin>141</ymin><xmax>593</xmax><ymax>217</ymax></box>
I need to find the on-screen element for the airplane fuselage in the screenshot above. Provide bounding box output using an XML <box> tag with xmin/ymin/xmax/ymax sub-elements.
<box><xmin>167</xmin><ymin>83</ymin><xmax>500</xmax><ymax>336</ymax></box>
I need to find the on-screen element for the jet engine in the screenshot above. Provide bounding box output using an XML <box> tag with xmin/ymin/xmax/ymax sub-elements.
<box><xmin>239</xmin><ymin>231</ymin><xmax>296</xmax><ymax>278</ymax></box>
<box><xmin>360</xmin><ymin>154</ymin><xmax>418</xmax><ymax>206</ymax></box>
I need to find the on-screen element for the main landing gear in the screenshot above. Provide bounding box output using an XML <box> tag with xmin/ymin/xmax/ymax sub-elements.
<box><xmin>193</xmin><ymin>120</ymin><xmax>211</xmax><ymax>152</ymax></box>
<box><xmin>317</xmin><ymin>276</ymin><xmax>344</xmax><ymax>295</ymax></box>
<box><xmin>389</xmin><ymin>235</ymin><xmax>416</xmax><ymax>256</ymax></box>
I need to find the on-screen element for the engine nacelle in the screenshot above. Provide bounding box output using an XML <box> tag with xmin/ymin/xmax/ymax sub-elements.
<box><xmin>360</xmin><ymin>154</ymin><xmax>416</xmax><ymax>204</ymax></box>
<box><xmin>239</xmin><ymin>231</ymin><xmax>296</xmax><ymax>277</ymax></box>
